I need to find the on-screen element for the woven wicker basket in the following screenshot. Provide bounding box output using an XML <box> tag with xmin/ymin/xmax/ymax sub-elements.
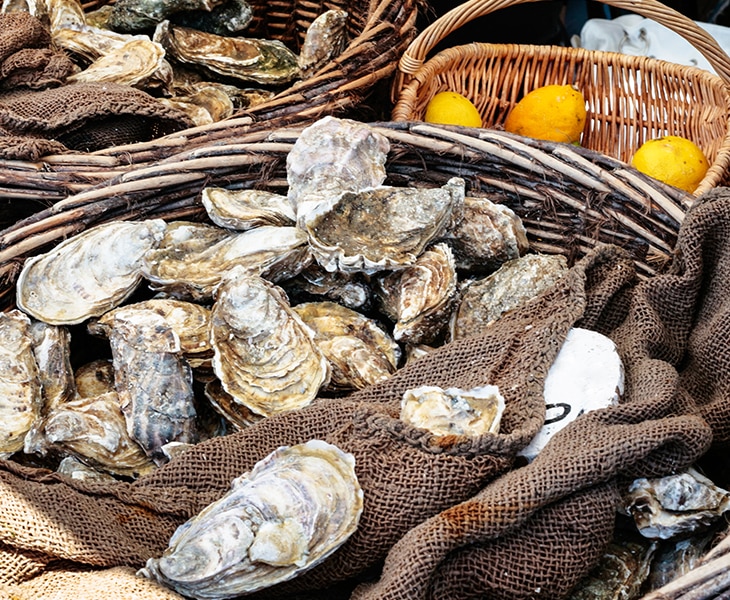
<box><xmin>0</xmin><ymin>120</ymin><xmax>691</xmax><ymax>310</ymax></box>
<box><xmin>391</xmin><ymin>0</ymin><xmax>730</xmax><ymax>197</ymax></box>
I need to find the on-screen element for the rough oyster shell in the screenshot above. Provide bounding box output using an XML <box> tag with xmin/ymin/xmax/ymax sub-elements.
<box><xmin>109</xmin><ymin>0</ymin><xmax>224</xmax><ymax>32</ymax></box>
<box><xmin>400</xmin><ymin>385</ymin><xmax>505</xmax><ymax>437</ymax></box>
<box><xmin>28</xmin><ymin>319</ymin><xmax>75</xmax><ymax>411</ymax></box>
<box><xmin>56</xmin><ymin>455</ymin><xmax>119</xmax><ymax>483</ymax></box>
<box><xmin>450</xmin><ymin>252</ymin><xmax>569</xmax><ymax>340</ymax></box>
<box><xmin>286</xmin><ymin>116</ymin><xmax>390</xmax><ymax>223</ymax></box>
<box><xmin>16</xmin><ymin>219</ymin><xmax>167</xmax><ymax>326</ymax></box>
<box><xmin>168</xmin><ymin>0</ymin><xmax>252</xmax><ymax>36</ymax></box>
<box><xmin>281</xmin><ymin>264</ymin><xmax>373</xmax><ymax>311</ymax></box>
<box><xmin>107</xmin><ymin>307</ymin><xmax>199</xmax><ymax>463</ymax></box>
<box><xmin>303</xmin><ymin>177</ymin><xmax>464</xmax><ymax>275</ymax></box>
<box><xmin>292</xmin><ymin>301</ymin><xmax>401</xmax><ymax>391</ymax></box>
<box><xmin>203</xmin><ymin>379</ymin><xmax>263</xmax><ymax>431</ymax></box>
<box><xmin>0</xmin><ymin>310</ymin><xmax>42</xmax><ymax>458</ymax></box>
<box><xmin>53</xmin><ymin>24</ymin><xmax>153</xmax><ymax>63</ymax></box>
<box><xmin>159</xmin><ymin>85</ymin><xmax>233</xmax><ymax>125</ymax></box>
<box><xmin>141</xmin><ymin>221</ymin><xmax>311</xmax><ymax>301</ymax></box>
<box><xmin>210</xmin><ymin>268</ymin><xmax>330</xmax><ymax>418</ymax></box>
<box><xmin>374</xmin><ymin>242</ymin><xmax>458</xmax><ymax>345</ymax></box>
<box><xmin>298</xmin><ymin>9</ymin><xmax>348</xmax><ymax>78</ymax></box>
<box><xmin>154</xmin><ymin>21</ymin><xmax>300</xmax><ymax>86</ymax></box>
<box><xmin>202</xmin><ymin>187</ymin><xmax>296</xmax><ymax>230</ymax></box>
<box><xmin>140</xmin><ymin>439</ymin><xmax>363</xmax><ymax>598</ymax></box>
<box><xmin>74</xmin><ymin>359</ymin><xmax>116</xmax><ymax>399</ymax></box>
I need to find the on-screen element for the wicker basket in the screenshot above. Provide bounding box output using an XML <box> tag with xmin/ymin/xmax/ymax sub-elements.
<box><xmin>0</xmin><ymin>120</ymin><xmax>691</xmax><ymax>310</ymax></box>
<box><xmin>391</xmin><ymin>0</ymin><xmax>730</xmax><ymax>196</ymax></box>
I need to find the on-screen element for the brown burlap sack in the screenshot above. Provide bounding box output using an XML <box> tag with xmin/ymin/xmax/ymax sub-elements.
<box><xmin>350</xmin><ymin>190</ymin><xmax>730</xmax><ymax>600</ymax></box>
<box><xmin>0</xmin><ymin>243</ymin><xmax>635</xmax><ymax>599</ymax></box>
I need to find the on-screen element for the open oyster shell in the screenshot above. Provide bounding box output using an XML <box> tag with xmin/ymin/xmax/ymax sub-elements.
<box><xmin>210</xmin><ymin>268</ymin><xmax>330</xmax><ymax>418</ymax></box>
<box><xmin>140</xmin><ymin>439</ymin><xmax>363</xmax><ymax>598</ymax></box>
<box><xmin>16</xmin><ymin>219</ymin><xmax>167</xmax><ymax>326</ymax></box>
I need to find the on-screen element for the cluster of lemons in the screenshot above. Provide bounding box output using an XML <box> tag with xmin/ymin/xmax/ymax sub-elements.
<box><xmin>423</xmin><ymin>85</ymin><xmax>708</xmax><ymax>194</ymax></box>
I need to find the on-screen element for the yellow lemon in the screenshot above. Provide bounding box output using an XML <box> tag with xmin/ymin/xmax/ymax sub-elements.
<box><xmin>424</xmin><ymin>91</ymin><xmax>482</xmax><ymax>128</ymax></box>
<box><xmin>630</xmin><ymin>135</ymin><xmax>709</xmax><ymax>193</ymax></box>
<box><xmin>504</xmin><ymin>84</ymin><xmax>587</xmax><ymax>144</ymax></box>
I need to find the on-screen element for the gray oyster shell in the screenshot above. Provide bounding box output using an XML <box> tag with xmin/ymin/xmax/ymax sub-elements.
<box><xmin>0</xmin><ymin>310</ymin><xmax>42</xmax><ymax>458</ymax></box>
<box><xmin>109</xmin><ymin>0</ymin><xmax>224</xmax><ymax>32</ymax></box>
<box><xmin>168</xmin><ymin>0</ymin><xmax>253</xmax><ymax>36</ymax></box>
<box><xmin>281</xmin><ymin>264</ymin><xmax>372</xmax><ymax>311</ymax></box>
<box><xmin>201</xmin><ymin>187</ymin><xmax>296</xmax><ymax>230</ymax></box>
<box><xmin>107</xmin><ymin>307</ymin><xmax>199</xmax><ymax>463</ymax></box>
<box><xmin>210</xmin><ymin>268</ymin><xmax>330</xmax><ymax>417</ymax></box>
<box><xmin>140</xmin><ymin>439</ymin><xmax>363</xmax><ymax>598</ymax></box>
<box><xmin>16</xmin><ymin>219</ymin><xmax>167</xmax><ymax>326</ymax></box>
<box><xmin>293</xmin><ymin>301</ymin><xmax>401</xmax><ymax>391</ymax></box>
<box><xmin>303</xmin><ymin>177</ymin><xmax>465</xmax><ymax>275</ymax></box>
<box><xmin>298</xmin><ymin>9</ymin><xmax>348</xmax><ymax>79</ymax></box>
<box><xmin>56</xmin><ymin>455</ymin><xmax>119</xmax><ymax>483</ymax></box>
<box><xmin>450</xmin><ymin>252</ymin><xmax>569</xmax><ymax>340</ymax></box>
<box><xmin>28</xmin><ymin>320</ymin><xmax>75</xmax><ymax>412</ymax></box>
<box><xmin>154</xmin><ymin>21</ymin><xmax>300</xmax><ymax>86</ymax></box>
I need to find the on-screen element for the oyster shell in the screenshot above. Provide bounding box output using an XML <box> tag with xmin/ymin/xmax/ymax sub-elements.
<box><xmin>28</xmin><ymin>320</ymin><xmax>75</xmax><ymax>411</ymax></box>
<box><xmin>0</xmin><ymin>310</ymin><xmax>42</xmax><ymax>458</ymax></box>
<box><xmin>154</xmin><ymin>21</ymin><xmax>300</xmax><ymax>86</ymax></box>
<box><xmin>450</xmin><ymin>252</ymin><xmax>569</xmax><ymax>340</ymax></box>
<box><xmin>141</xmin><ymin>221</ymin><xmax>311</xmax><ymax>302</ymax></box>
<box><xmin>74</xmin><ymin>359</ymin><xmax>116</xmax><ymax>399</ymax></box>
<box><xmin>159</xmin><ymin>85</ymin><xmax>233</xmax><ymax>125</ymax></box>
<box><xmin>168</xmin><ymin>0</ymin><xmax>252</xmax><ymax>36</ymax></box>
<box><xmin>292</xmin><ymin>301</ymin><xmax>401</xmax><ymax>391</ymax></box>
<box><xmin>109</xmin><ymin>0</ymin><xmax>225</xmax><ymax>32</ymax></box>
<box><xmin>107</xmin><ymin>307</ymin><xmax>199</xmax><ymax>463</ymax></box>
<box><xmin>298</xmin><ymin>9</ymin><xmax>348</xmax><ymax>78</ymax></box>
<box><xmin>47</xmin><ymin>0</ymin><xmax>86</xmax><ymax>33</ymax></box>
<box><xmin>140</xmin><ymin>439</ymin><xmax>363</xmax><ymax>598</ymax></box>
<box><xmin>52</xmin><ymin>24</ymin><xmax>152</xmax><ymax>64</ymax></box>
<box><xmin>210</xmin><ymin>268</ymin><xmax>330</xmax><ymax>418</ymax></box>
<box><xmin>374</xmin><ymin>242</ymin><xmax>458</xmax><ymax>345</ymax></box>
<box><xmin>16</xmin><ymin>219</ymin><xmax>167</xmax><ymax>326</ymax></box>
<box><xmin>303</xmin><ymin>177</ymin><xmax>464</xmax><ymax>275</ymax></box>
<box><xmin>286</xmin><ymin>116</ymin><xmax>389</xmax><ymax>223</ymax></box>
<box><xmin>438</xmin><ymin>195</ymin><xmax>529</xmax><ymax>273</ymax></box>
<box><xmin>281</xmin><ymin>264</ymin><xmax>372</xmax><ymax>311</ymax></box>
<box><xmin>203</xmin><ymin>378</ymin><xmax>263</xmax><ymax>431</ymax></box>
<box><xmin>202</xmin><ymin>187</ymin><xmax>296</xmax><ymax>230</ymax></box>
<box><xmin>56</xmin><ymin>455</ymin><xmax>119</xmax><ymax>483</ymax></box>
<box><xmin>400</xmin><ymin>385</ymin><xmax>505</xmax><ymax>437</ymax></box>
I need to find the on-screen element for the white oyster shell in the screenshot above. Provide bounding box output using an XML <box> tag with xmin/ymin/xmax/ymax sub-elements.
<box><xmin>400</xmin><ymin>385</ymin><xmax>505</xmax><ymax>437</ymax></box>
<box><xmin>140</xmin><ymin>440</ymin><xmax>363</xmax><ymax>598</ymax></box>
<box><xmin>210</xmin><ymin>268</ymin><xmax>330</xmax><ymax>417</ymax></box>
<box><xmin>201</xmin><ymin>187</ymin><xmax>296</xmax><ymax>230</ymax></box>
<box><xmin>16</xmin><ymin>219</ymin><xmax>167</xmax><ymax>326</ymax></box>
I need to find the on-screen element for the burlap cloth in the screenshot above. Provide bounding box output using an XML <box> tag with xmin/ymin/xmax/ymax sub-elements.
<box><xmin>1</xmin><ymin>185</ymin><xmax>730</xmax><ymax>599</ymax></box>
<box><xmin>0</xmin><ymin>12</ymin><xmax>193</xmax><ymax>159</ymax></box>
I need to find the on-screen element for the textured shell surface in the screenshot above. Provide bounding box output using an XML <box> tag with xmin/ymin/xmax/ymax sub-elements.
<box><xmin>168</xmin><ymin>0</ymin><xmax>253</xmax><ymax>36</ymax></box>
<box><xmin>56</xmin><ymin>455</ymin><xmax>119</xmax><ymax>483</ymax></box>
<box><xmin>154</xmin><ymin>21</ymin><xmax>300</xmax><ymax>86</ymax></box>
<box><xmin>374</xmin><ymin>242</ymin><xmax>458</xmax><ymax>345</ymax></box>
<box><xmin>108</xmin><ymin>308</ymin><xmax>199</xmax><ymax>463</ymax></box>
<box><xmin>293</xmin><ymin>301</ymin><xmax>401</xmax><ymax>391</ymax></box>
<box><xmin>74</xmin><ymin>359</ymin><xmax>116</xmax><ymax>399</ymax></box>
<box><xmin>210</xmin><ymin>268</ymin><xmax>330</xmax><ymax>418</ymax></box>
<box><xmin>202</xmin><ymin>187</ymin><xmax>296</xmax><ymax>230</ymax></box>
<box><xmin>281</xmin><ymin>264</ymin><xmax>372</xmax><ymax>311</ymax></box>
<box><xmin>400</xmin><ymin>384</ymin><xmax>506</xmax><ymax>437</ymax></box>
<box><xmin>53</xmin><ymin>24</ymin><xmax>153</xmax><ymax>63</ymax></box>
<box><xmin>203</xmin><ymin>379</ymin><xmax>264</xmax><ymax>431</ymax></box>
<box><xmin>16</xmin><ymin>219</ymin><xmax>167</xmax><ymax>326</ymax></box>
<box><xmin>142</xmin><ymin>222</ymin><xmax>311</xmax><ymax>301</ymax></box>
<box><xmin>47</xmin><ymin>0</ymin><xmax>86</xmax><ymax>33</ymax></box>
<box><xmin>286</xmin><ymin>116</ymin><xmax>390</xmax><ymax>223</ymax></box>
<box><xmin>109</xmin><ymin>0</ymin><xmax>224</xmax><ymax>32</ymax></box>
<box><xmin>298</xmin><ymin>9</ymin><xmax>348</xmax><ymax>78</ymax></box>
<box><xmin>303</xmin><ymin>177</ymin><xmax>465</xmax><ymax>275</ymax></box>
<box><xmin>438</xmin><ymin>196</ymin><xmax>529</xmax><ymax>273</ymax></box>
<box><xmin>450</xmin><ymin>252</ymin><xmax>569</xmax><ymax>341</ymax></box>
<box><xmin>28</xmin><ymin>320</ymin><xmax>75</xmax><ymax>412</ymax></box>
<box><xmin>0</xmin><ymin>310</ymin><xmax>42</xmax><ymax>459</ymax></box>
<box><xmin>140</xmin><ymin>439</ymin><xmax>363</xmax><ymax>599</ymax></box>
<box><xmin>160</xmin><ymin>85</ymin><xmax>233</xmax><ymax>125</ymax></box>
<box><xmin>41</xmin><ymin>391</ymin><xmax>157</xmax><ymax>478</ymax></box>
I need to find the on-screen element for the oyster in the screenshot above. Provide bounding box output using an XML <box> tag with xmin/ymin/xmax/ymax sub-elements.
<box><xmin>109</xmin><ymin>0</ymin><xmax>225</xmax><ymax>32</ymax></box>
<box><xmin>168</xmin><ymin>0</ymin><xmax>252</xmax><ymax>36</ymax></box>
<box><xmin>47</xmin><ymin>0</ymin><xmax>86</xmax><ymax>33</ymax></box>
<box><xmin>203</xmin><ymin>379</ymin><xmax>264</xmax><ymax>431</ymax></box>
<box><xmin>28</xmin><ymin>319</ymin><xmax>75</xmax><ymax>411</ymax></box>
<box><xmin>450</xmin><ymin>252</ymin><xmax>569</xmax><ymax>340</ymax></box>
<box><xmin>400</xmin><ymin>385</ymin><xmax>505</xmax><ymax>437</ymax></box>
<box><xmin>286</xmin><ymin>116</ymin><xmax>389</xmax><ymax>223</ymax></box>
<box><xmin>622</xmin><ymin>467</ymin><xmax>730</xmax><ymax>540</ymax></box>
<box><xmin>0</xmin><ymin>310</ymin><xmax>42</xmax><ymax>458</ymax></box>
<box><xmin>438</xmin><ymin>195</ymin><xmax>529</xmax><ymax>273</ymax></box>
<box><xmin>53</xmin><ymin>24</ymin><xmax>153</xmax><ymax>64</ymax></box>
<box><xmin>74</xmin><ymin>359</ymin><xmax>116</xmax><ymax>399</ymax></box>
<box><xmin>140</xmin><ymin>440</ymin><xmax>363</xmax><ymax>598</ymax></box>
<box><xmin>202</xmin><ymin>187</ymin><xmax>296</xmax><ymax>231</ymax></box>
<box><xmin>210</xmin><ymin>268</ymin><xmax>330</xmax><ymax>418</ymax></box>
<box><xmin>292</xmin><ymin>301</ymin><xmax>401</xmax><ymax>391</ymax></box>
<box><xmin>281</xmin><ymin>264</ymin><xmax>373</xmax><ymax>311</ymax></box>
<box><xmin>159</xmin><ymin>85</ymin><xmax>233</xmax><ymax>125</ymax></box>
<box><xmin>154</xmin><ymin>21</ymin><xmax>300</xmax><ymax>86</ymax></box>
<box><xmin>304</xmin><ymin>177</ymin><xmax>464</xmax><ymax>275</ymax></box>
<box><xmin>42</xmin><ymin>391</ymin><xmax>157</xmax><ymax>478</ymax></box>
<box><xmin>107</xmin><ymin>307</ymin><xmax>199</xmax><ymax>463</ymax></box>
<box><xmin>141</xmin><ymin>222</ymin><xmax>312</xmax><ymax>301</ymax></box>
<box><xmin>16</xmin><ymin>219</ymin><xmax>167</xmax><ymax>326</ymax></box>
<box><xmin>56</xmin><ymin>455</ymin><xmax>119</xmax><ymax>483</ymax></box>
<box><xmin>374</xmin><ymin>242</ymin><xmax>458</xmax><ymax>345</ymax></box>
<box><xmin>298</xmin><ymin>9</ymin><xmax>348</xmax><ymax>78</ymax></box>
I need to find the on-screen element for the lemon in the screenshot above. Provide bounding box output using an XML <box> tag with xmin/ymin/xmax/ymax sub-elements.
<box><xmin>504</xmin><ymin>84</ymin><xmax>587</xmax><ymax>144</ymax></box>
<box><xmin>424</xmin><ymin>91</ymin><xmax>482</xmax><ymax>128</ymax></box>
<box><xmin>630</xmin><ymin>135</ymin><xmax>709</xmax><ymax>193</ymax></box>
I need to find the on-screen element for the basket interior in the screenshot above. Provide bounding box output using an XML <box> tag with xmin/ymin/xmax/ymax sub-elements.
<box><xmin>394</xmin><ymin>43</ymin><xmax>730</xmax><ymax>167</ymax></box>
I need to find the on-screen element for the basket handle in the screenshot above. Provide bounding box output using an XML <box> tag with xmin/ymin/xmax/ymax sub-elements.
<box><xmin>395</xmin><ymin>0</ymin><xmax>730</xmax><ymax>90</ymax></box>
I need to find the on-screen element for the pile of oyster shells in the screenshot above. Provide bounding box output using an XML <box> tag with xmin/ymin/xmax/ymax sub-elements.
<box><xmin>1</xmin><ymin>0</ymin><xmax>349</xmax><ymax>124</ymax></box>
